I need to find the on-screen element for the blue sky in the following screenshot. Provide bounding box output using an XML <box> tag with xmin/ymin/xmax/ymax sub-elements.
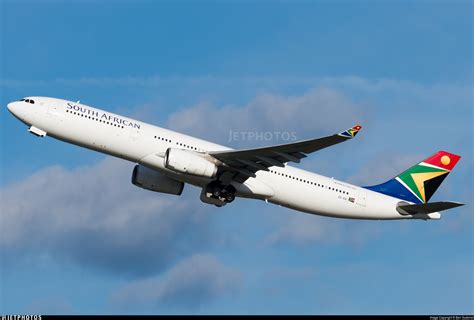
<box><xmin>1</xmin><ymin>0</ymin><xmax>473</xmax><ymax>315</ymax></box>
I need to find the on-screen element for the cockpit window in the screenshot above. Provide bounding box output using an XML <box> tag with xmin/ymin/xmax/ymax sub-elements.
<box><xmin>19</xmin><ymin>98</ymin><xmax>25</xmax><ymax>101</ymax></box>
<box><xmin>23</xmin><ymin>99</ymin><xmax>35</xmax><ymax>104</ymax></box>
<box><xmin>29</xmin><ymin>100</ymin><xmax>35</xmax><ymax>104</ymax></box>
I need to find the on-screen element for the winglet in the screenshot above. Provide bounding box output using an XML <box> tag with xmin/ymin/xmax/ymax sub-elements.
<box><xmin>338</xmin><ymin>124</ymin><xmax>362</xmax><ymax>138</ymax></box>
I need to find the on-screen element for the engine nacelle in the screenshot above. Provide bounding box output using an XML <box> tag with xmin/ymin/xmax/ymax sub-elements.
<box><xmin>164</xmin><ymin>148</ymin><xmax>217</xmax><ymax>178</ymax></box>
<box><xmin>131</xmin><ymin>165</ymin><xmax>184</xmax><ymax>195</ymax></box>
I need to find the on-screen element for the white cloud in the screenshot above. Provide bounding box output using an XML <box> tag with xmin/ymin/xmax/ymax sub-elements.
<box><xmin>346</xmin><ymin>153</ymin><xmax>425</xmax><ymax>186</ymax></box>
<box><xmin>166</xmin><ymin>86</ymin><xmax>369</xmax><ymax>147</ymax></box>
<box><xmin>264</xmin><ymin>214</ymin><xmax>381</xmax><ymax>248</ymax></box>
<box><xmin>0</xmin><ymin>157</ymin><xmax>214</xmax><ymax>275</ymax></box>
<box><xmin>111</xmin><ymin>253</ymin><xmax>242</xmax><ymax>310</ymax></box>
<box><xmin>264</xmin><ymin>215</ymin><xmax>340</xmax><ymax>246</ymax></box>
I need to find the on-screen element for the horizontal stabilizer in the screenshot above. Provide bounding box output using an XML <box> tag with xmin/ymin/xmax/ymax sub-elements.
<box><xmin>397</xmin><ymin>201</ymin><xmax>464</xmax><ymax>215</ymax></box>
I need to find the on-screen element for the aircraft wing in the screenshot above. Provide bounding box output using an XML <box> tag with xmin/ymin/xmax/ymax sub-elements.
<box><xmin>210</xmin><ymin>124</ymin><xmax>362</xmax><ymax>183</ymax></box>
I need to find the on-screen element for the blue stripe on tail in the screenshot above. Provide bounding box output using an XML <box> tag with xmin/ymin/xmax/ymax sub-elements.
<box><xmin>364</xmin><ymin>179</ymin><xmax>422</xmax><ymax>204</ymax></box>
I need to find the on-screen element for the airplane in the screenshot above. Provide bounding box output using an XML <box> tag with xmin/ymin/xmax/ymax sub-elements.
<box><xmin>7</xmin><ymin>96</ymin><xmax>464</xmax><ymax>220</ymax></box>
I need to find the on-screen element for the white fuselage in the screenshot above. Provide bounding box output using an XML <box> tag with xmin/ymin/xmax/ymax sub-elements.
<box><xmin>7</xmin><ymin>97</ymin><xmax>430</xmax><ymax>220</ymax></box>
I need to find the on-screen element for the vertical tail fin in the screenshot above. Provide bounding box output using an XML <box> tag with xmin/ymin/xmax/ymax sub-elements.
<box><xmin>365</xmin><ymin>151</ymin><xmax>461</xmax><ymax>204</ymax></box>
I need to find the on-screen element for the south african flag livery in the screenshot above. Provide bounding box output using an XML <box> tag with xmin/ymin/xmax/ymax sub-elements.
<box><xmin>365</xmin><ymin>151</ymin><xmax>461</xmax><ymax>204</ymax></box>
<box><xmin>339</xmin><ymin>125</ymin><xmax>362</xmax><ymax>138</ymax></box>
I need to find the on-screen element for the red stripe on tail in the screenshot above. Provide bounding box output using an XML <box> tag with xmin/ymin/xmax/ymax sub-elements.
<box><xmin>423</xmin><ymin>151</ymin><xmax>461</xmax><ymax>171</ymax></box>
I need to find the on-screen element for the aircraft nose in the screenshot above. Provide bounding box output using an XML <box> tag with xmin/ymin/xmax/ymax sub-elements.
<box><xmin>7</xmin><ymin>102</ymin><xmax>15</xmax><ymax>113</ymax></box>
<box><xmin>7</xmin><ymin>101</ymin><xmax>22</xmax><ymax>118</ymax></box>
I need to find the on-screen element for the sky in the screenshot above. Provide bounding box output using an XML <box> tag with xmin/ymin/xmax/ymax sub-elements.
<box><xmin>0</xmin><ymin>0</ymin><xmax>473</xmax><ymax>315</ymax></box>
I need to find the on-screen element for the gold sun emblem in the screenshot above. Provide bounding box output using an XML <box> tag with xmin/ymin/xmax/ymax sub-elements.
<box><xmin>441</xmin><ymin>155</ymin><xmax>451</xmax><ymax>166</ymax></box>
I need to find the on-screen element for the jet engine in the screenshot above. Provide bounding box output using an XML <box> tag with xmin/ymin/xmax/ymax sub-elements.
<box><xmin>164</xmin><ymin>148</ymin><xmax>217</xmax><ymax>178</ymax></box>
<box><xmin>131</xmin><ymin>164</ymin><xmax>184</xmax><ymax>195</ymax></box>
